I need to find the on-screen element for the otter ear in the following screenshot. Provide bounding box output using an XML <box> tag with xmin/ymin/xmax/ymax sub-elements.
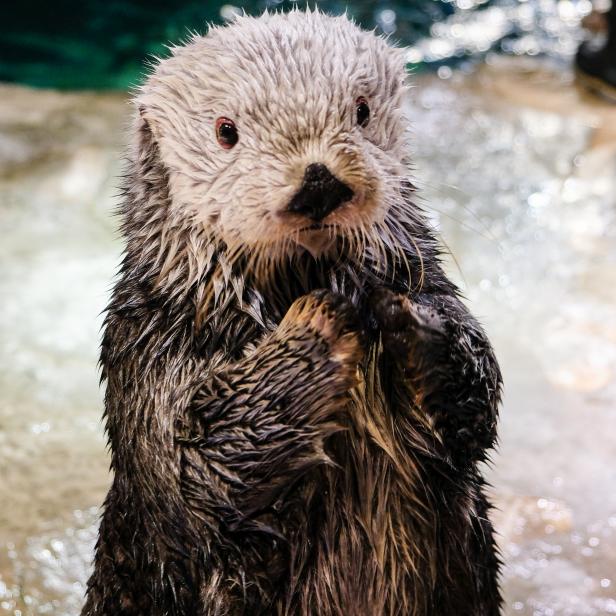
<box><xmin>136</xmin><ymin>104</ymin><xmax>161</xmax><ymax>148</ymax></box>
<box><xmin>392</xmin><ymin>46</ymin><xmax>410</xmax><ymax>78</ymax></box>
<box><xmin>125</xmin><ymin>104</ymin><xmax>172</xmax><ymax>210</ymax></box>
<box><xmin>381</xmin><ymin>46</ymin><xmax>410</xmax><ymax>98</ymax></box>
<box><xmin>131</xmin><ymin>104</ymin><xmax>164</xmax><ymax>172</ymax></box>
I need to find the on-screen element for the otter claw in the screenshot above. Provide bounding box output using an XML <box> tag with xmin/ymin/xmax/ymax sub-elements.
<box><xmin>369</xmin><ymin>288</ymin><xmax>443</xmax><ymax>360</ymax></box>
<box><xmin>370</xmin><ymin>288</ymin><xmax>417</xmax><ymax>332</ymax></box>
<box><xmin>279</xmin><ymin>290</ymin><xmax>364</xmax><ymax>383</ymax></box>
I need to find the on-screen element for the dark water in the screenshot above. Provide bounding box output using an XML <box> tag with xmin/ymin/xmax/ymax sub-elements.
<box><xmin>0</xmin><ymin>0</ymin><xmax>588</xmax><ymax>89</ymax></box>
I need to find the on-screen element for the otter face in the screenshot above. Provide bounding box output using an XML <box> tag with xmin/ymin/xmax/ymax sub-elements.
<box><xmin>136</xmin><ymin>10</ymin><xmax>409</xmax><ymax>266</ymax></box>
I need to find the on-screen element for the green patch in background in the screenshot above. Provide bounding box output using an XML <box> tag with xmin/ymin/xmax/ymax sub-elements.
<box><xmin>0</xmin><ymin>0</ymin><xmax>459</xmax><ymax>90</ymax></box>
<box><xmin>0</xmin><ymin>0</ymin><xmax>583</xmax><ymax>90</ymax></box>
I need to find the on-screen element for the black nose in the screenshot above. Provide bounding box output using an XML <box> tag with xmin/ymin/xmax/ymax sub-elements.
<box><xmin>287</xmin><ymin>163</ymin><xmax>354</xmax><ymax>222</ymax></box>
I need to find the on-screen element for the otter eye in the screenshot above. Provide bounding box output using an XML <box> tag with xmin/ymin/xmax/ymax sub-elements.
<box><xmin>356</xmin><ymin>97</ymin><xmax>370</xmax><ymax>127</ymax></box>
<box><xmin>216</xmin><ymin>117</ymin><xmax>238</xmax><ymax>149</ymax></box>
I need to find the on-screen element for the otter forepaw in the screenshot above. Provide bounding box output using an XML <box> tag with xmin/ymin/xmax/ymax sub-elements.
<box><xmin>369</xmin><ymin>287</ymin><xmax>443</xmax><ymax>364</ymax></box>
<box><xmin>279</xmin><ymin>290</ymin><xmax>363</xmax><ymax>386</ymax></box>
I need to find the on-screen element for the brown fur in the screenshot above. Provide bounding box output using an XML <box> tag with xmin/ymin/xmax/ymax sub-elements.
<box><xmin>83</xmin><ymin>11</ymin><xmax>502</xmax><ymax>616</ymax></box>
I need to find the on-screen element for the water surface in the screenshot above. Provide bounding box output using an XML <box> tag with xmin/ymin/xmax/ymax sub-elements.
<box><xmin>0</xmin><ymin>60</ymin><xmax>615</xmax><ymax>614</ymax></box>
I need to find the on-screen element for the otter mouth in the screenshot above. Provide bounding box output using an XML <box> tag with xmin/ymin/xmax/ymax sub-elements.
<box><xmin>299</xmin><ymin>222</ymin><xmax>334</xmax><ymax>232</ymax></box>
<box><xmin>294</xmin><ymin>223</ymin><xmax>338</xmax><ymax>258</ymax></box>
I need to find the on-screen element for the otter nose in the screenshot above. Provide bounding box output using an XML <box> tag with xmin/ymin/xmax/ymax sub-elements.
<box><xmin>287</xmin><ymin>163</ymin><xmax>354</xmax><ymax>222</ymax></box>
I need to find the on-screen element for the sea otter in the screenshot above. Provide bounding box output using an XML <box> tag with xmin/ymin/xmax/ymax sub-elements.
<box><xmin>83</xmin><ymin>10</ymin><xmax>502</xmax><ymax>616</ymax></box>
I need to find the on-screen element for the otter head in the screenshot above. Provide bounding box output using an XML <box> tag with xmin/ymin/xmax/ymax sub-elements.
<box><xmin>135</xmin><ymin>10</ymin><xmax>410</xmax><ymax>278</ymax></box>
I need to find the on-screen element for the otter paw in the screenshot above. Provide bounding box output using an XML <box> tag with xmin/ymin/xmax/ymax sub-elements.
<box><xmin>369</xmin><ymin>287</ymin><xmax>443</xmax><ymax>362</ymax></box>
<box><xmin>279</xmin><ymin>290</ymin><xmax>363</xmax><ymax>383</ymax></box>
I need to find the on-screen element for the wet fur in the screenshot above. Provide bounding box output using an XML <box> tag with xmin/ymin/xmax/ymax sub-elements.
<box><xmin>83</xmin><ymin>11</ymin><xmax>502</xmax><ymax>616</ymax></box>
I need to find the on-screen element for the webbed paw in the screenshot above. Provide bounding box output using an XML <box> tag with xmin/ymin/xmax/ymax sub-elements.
<box><xmin>369</xmin><ymin>287</ymin><xmax>443</xmax><ymax>366</ymax></box>
<box><xmin>279</xmin><ymin>290</ymin><xmax>363</xmax><ymax>387</ymax></box>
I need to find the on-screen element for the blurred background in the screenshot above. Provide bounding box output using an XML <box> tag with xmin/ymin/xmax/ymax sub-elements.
<box><xmin>0</xmin><ymin>1</ymin><xmax>615</xmax><ymax>614</ymax></box>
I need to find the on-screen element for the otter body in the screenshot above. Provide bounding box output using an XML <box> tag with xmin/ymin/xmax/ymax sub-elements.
<box><xmin>84</xmin><ymin>11</ymin><xmax>502</xmax><ymax>616</ymax></box>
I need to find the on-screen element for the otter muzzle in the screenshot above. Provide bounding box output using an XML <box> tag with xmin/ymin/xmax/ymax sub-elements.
<box><xmin>287</xmin><ymin>163</ymin><xmax>354</xmax><ymax>222</ymax></box>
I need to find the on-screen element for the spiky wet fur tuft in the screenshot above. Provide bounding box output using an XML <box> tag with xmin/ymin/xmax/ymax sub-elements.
<box><xmin>83</xmin><ymin>9</ymin><xmax>503</xmax><ymax>616</ymax></box>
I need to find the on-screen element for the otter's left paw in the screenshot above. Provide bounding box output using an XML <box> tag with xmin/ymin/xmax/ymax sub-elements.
<box><xmin>369</xmin><ymin>287</ymin><xmax>443</xmax><ymax>364</ymax></box>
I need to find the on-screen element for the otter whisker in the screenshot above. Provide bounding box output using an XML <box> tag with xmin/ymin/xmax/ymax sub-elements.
<box><xmin>90</xmin><ymin>11</ymin><xmax>503</xmax><ymax>616</ymax></box>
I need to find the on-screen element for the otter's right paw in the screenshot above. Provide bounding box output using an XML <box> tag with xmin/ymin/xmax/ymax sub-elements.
<box><xmin>278</xmin><ymin>290</ymin><xmax>363</xmax><ymax>387</ymax></box>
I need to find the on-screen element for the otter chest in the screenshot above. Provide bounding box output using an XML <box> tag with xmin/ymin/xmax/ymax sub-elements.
<box><xmin>281</xmin><ymin>359</ymin><xmax>434</xmax><ymax>616</ymax></box>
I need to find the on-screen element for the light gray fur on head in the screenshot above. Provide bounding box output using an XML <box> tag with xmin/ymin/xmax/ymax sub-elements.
<box><xmin>135</xmin><ymin>9</ymin><xmax>409</xmax><ymax>266</ymax></box>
